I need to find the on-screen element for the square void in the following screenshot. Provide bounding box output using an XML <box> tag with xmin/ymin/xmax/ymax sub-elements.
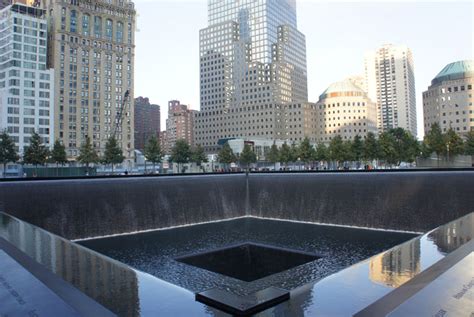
<box><xmin>176</xmin><ymin>243</ymin><xmax>320</xmax><ymax>282</ymax></box>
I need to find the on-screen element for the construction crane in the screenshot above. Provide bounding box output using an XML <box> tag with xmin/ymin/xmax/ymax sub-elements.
<box><xmin>112</xmin><ymin>90</ymin><xmax>130</xmax><ymax>140</ymax></box>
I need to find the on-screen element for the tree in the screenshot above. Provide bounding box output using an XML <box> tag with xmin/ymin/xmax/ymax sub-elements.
<box><xmin>267</xmin><ymin>142</ymin><xmax>280</xmax><ymax>170</ymax></box>
<box><xmin>443</xmin><ymin>128</ymin><xmax>464</xmax><ymax>160</ymax></box>
<box><xmin>390</xmin><ymin>128</ymin><xmax>419</xmax><ymax>164</ymax></box>
<box><xmin>378</xmin><ymin>132</ymin><xmax>397</xmax><ymax>166</ymax></box>
<box><xmin>465</xmin><ymin>131</ymin><xmax>474</xmax><ymax>156</ymax></box>
<box><xmin>363</xmin><ymin>132</ymin><xmax>379</xmax><ymax>164</ymax></box>
<box><xmin>313</xmin><ymin>143</ymin><xmax>328</xmax><ymax>167</ymax></box>
<box><xmin>419</xmin><ymin>140</ymin><xmax>432</xmax><ymax>159</ymax></box>
<box><xmin>289</xmin><ymin>142</ymin><xmax>299</xmax><ymax>163</ymax></box>
<box><xmin>425</xmin><ymin>123</ymin><xmax>445</xmax><ymax>164</ymax></box>
<box><xmin>103</xmin><ymin>137</ymin><xmax>125</xmax><ymax>174</ymax></box>
<box><xmin>23</xmin><ymin>132</ymin><xmax>49</xmax><ymax>174</ymax></box>
<box><xmin>144</xmin><ymin>135</ymin><xmax>162</xmax><ymax>173</ymax></box>
<box><xmin>279</xmin><ymin>142</ymin><xmax>291</xmax><ymax>168</ymax></box>
<box><xmin>239</xmin><ymin>143</ymin><xmax>257</xmax><ymax>170</ymax></box>
<box><xmin>190</xmin><ymin>144</ymin><xmax>208</xmax><ymax>168</ymax></box>
<box><xmin>328</xmin><ymin>135</ymin><xmax>346</xmax><ymax>168</ymax></box>
<box><xmin>50</xmin><ymin>139</ymin><xmax>67</xmax><ymax>176</ymax></box>
<box><xmin>217</xmin><ymin>142</ymin><xmax>236</xmax><ymax>169</ymax></box>
<box><xmin>170</xmin><ymin>139</ymin><xmax>191</xmax><ymax>173</ymax></box>
<box><xmin>77</xmin><ymin>136</ymin><xmax>99</xmax><ymax>175</ymax></box>
<box><xmin>298</xmin><ymin>137</ymin><xmax>314</xmax><ymax>168</ymax></box>
<box><xmin>351</xmin><ymin>135</ymin><xmax>364</xmax><ymax>164</ymax></box>
<box><xmin>0</xmin><ymin>131</ymin><xmax>19</xmax><ymax>177</ymax></box>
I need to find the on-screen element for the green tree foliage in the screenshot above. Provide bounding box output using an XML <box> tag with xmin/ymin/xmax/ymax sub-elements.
<box><xmin>0</xmin><ymin>131</ymin><xmax>19</xmax><ymax>176</ymax></box>
<box><xmin>279</xmin><ymin>142</ymin><xmax>291</xmax><ymax>167</ymax></box>
<box><xmin>298</xmin><ymin>137</ymin><xmax>314</xmax><ymax>165</ymax></box>
<box><xmin>77</xmin><ymin>135</ymin><xmax>99</xmax><ymax>172</ymax></box>
<box><xmin>190</xmin><ymin>144</ymin><xmax>208</xmax><ymax>166</ymax></box>
<box><xmin>390</xmin><ymin>128</ymin><xmax>419</xmax><ymax>163</ymax></box>
<box><xmin>343</xmin><ymin>140</ymin><xmax>354</xmax><ymax>162</ymax></box>
<box><xmin>425</xmin><ymin>123</ymin><xmax>445</xmax><ymax>160</ymax></box>
<box><xmin>23</xmin><ymin>132</ymin><xmax>49</xmax><ymax>168</ymax></box>
<box><xmin>144</xmin><ymin>135</ymin><xmax>162</xmax><ymax>172</ymax></box>
<box><xmin>103</xmin><ymin>137</ymin><xmax>125</xmax><ymax>173</ymax></box>
<box><xmin>170</xmin><ymin>139</ymin><xmax>191</xmax><ymax>173</ymax></box>
<box><xmin>328</xmin><ymin>135</ymin><xmax>346</xmax><ymax>166</ymax></box>
<box><xmin>378</xmin><ymin>132</ymin><xmax>398</xmax><ymax>165</ymax></box>
<box><xmin>289</xmin><ymin>142</ymin><xmax>299</xmax><ymax>163</ymax></box>
<box><xmin>266</xmin><ymin>142</ymin><xmax>280</xmax><ymax>169</ymax></box>
<box><xmin>419</xmin><ymin>140</ymin><xmax>432</xmax><ymax>159</ymax></box>
<box><xmin>50</xmin><ymin>139</ymin><xmax>67</xmax><ymax>175</ymax></box>
<box><xmin>239</xmin><ymin>143</ymin><xmax>257</xmax><ymax>170</ymax></box>
<box><xmin>217</xmin><ymin>142</ymin><xmax>236</xmax><ymax>167</ymax></box>
<box><xmin>351</xmin><ymin>135</ymin><xmax>364</xmax><ymax>162</ymax></box>
<box><xmin>465</xmin><ymin>131</ymin><xmax>474</xmax><ymax>156</ymax></box>
<box><xmin>313</xmin><ymin>143</ymin><xmax>328</xmax><ymax>163</ymax></box>
<box><xmin>363</xmin><ymin>132</ymin><xmax>379</xmax><ymax>162</ymax></box>
<box><xmin>443</xmin><ymin>128</ymin><xmax>464</xmax><ymax>158</ymax></box>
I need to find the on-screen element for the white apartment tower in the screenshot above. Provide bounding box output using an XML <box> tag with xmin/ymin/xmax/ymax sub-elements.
<box><xmin>364</xmin><ymin>44</ymin><xmax>417</xmax><ymax>137</ymax></box>
<box><xmin>0</xmin><ymin>3</ymin><xmax>54</xmax><ymax>153</ymax></box>
<box><xmin>195</xmin><ymin>0</ymin><xmax>308</xmax><ymax>153</ymax></box>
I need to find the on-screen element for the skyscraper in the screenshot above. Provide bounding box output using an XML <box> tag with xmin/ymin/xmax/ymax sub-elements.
<box><xmin>40</xmin><ymin>0</ymin><xmax>136</xmax><ymax>162</ymax></box>
<box><xmin>423</xmin><ymin>60</ymin><xmax>473</xmax><ymax>136</ymax></box>
<box><xmin>0</xmin><ymin>2</ymin><xmax>54</xmax><ymax>153</ymax></box>
<box><xmin>163</xmin><ymin>100</ymin><xmax>196</xmax><ymax>153</ymax></box>
<box><xmin>134</xmin><ymin>96</ymin><xmax>160</xmax><ymax>151</ymax></box>
<box><xmin>195</xmin><ymin>0</ymin><xmax>308</xmax><ymax>153</ymax></box>
<box><xmin>364</xmin><ymin>44</ymin><xmax>417</xmax><ymax>137</ymax></box>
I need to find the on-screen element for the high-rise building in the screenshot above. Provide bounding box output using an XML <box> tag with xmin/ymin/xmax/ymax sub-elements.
<box><xmin>194</xmin><ymin>0</ymin><xmax>308</xmax><ymax>153</ymax></box>
<box><xmin>163</xmin><ymin>100</ymin><xmax>195</xmax><ymax>153</ymax></box>
<box><xmin>364</xmin><ymin>44</ymin><xmax>417</xmax><ymax>137</ymax></box>
<box><xmin>315</xmin><ymin>79</ymin><xmax>377</xmax><ymax>143</ymax></box>
<box><xmin>423</xmin><ymin>60</ymin><xmax>473</xmax><ymax>136</ymax></box>
<box><xmin>40</xmin><ymin>0</ymin><xmax>136</xmax><ymax>162</ymax></box>
<box><xmin>0</xmin><ymin>3</ymin><xmax>54</xmax><ymax>153</ymax></box>
<box><xmin>134</xmin><ymin>96</ymin><xmax>160</xmax><ymax>151</ymax></box>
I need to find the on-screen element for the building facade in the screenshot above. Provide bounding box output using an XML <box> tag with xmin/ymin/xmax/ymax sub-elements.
<box><xmin>134</xmin><ymin>96</ymin><xmax>159</xmax><ymax>151</ymax></box>
<box><xmin>0</xmin><ymin>3</ymin><xmax>54</xmax><ymax>153</ymax></box>
<box><xmin>40</xmin><ymin>0</ymin><xmax>136</xmax><ymax>161</ymax></box>
<box><xmin>163</xmin><ymin>100</ymin><xmax>195</xmax><ymax>153</ymax></box>
<box><xmin>315</xmin><ymin>79</ymin><xmax>378</xmax><ymax>143</ymax></box>
<box><xmin>423</xmin><ymin>60</ymin><xmax>473</xmax><ymax>136</ymax></box>
<box><xmin>364</xmin><ymin>44</ymin><xmax>417</xmax><ymax>137</ymax></box>
<box><xmin>194</xmin><ymin>0</ymin><xmax>308</xmax><ymax>153</ymax></box>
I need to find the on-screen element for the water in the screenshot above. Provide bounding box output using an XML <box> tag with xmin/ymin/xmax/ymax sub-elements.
<box><xmin>79</xmin><ymin>218</ymin><xmax>418</xmax><ymax>296</ymax></box>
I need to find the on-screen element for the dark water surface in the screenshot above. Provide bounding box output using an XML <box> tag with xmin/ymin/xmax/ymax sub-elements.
<box><xmin>79</xmin><ymin>218</ymin><xmax>418</xmax><ymax>295</ymax></box>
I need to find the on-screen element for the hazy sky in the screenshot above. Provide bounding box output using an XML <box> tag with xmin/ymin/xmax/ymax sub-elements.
<box><xmin>133</xmin><ymin>0</ymin><xmax>473</xmax><ymax>138</ymax></box>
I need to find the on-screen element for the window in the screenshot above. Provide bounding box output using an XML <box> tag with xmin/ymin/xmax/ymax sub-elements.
<box><xmin>70</xmin><ymin>10</ymin><xmax>77</xmax><ymax>33</ymax></box>
<box><xmin>94</xmin><ymin>16</ymin><xmax>102</xmax><ymax>38</ymax></box>
<box><xmin>105</xmin><ymin>19</ymin><xmax>113</xmax><ymax>41</ymax></box>
<box><xmin>82</xmin><ymin>14</ymin><xmax>90</xmax><ymax>36</ymax></box>
<box><xmin>116</xmin><ymin>21</ymin><xmax>123</xmax><ymax>43</ymax></box>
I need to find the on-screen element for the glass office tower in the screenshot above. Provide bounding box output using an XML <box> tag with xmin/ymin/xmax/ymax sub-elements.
<box><xmin>196</xmin><ymin>0</ymin><xmax>308</xmax><ymax>152</ymax></box>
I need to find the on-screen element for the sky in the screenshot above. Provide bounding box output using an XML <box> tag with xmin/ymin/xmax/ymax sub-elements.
<box><xmin>133</xmin><ymin>0</ymin><xmax>473</xmax><ymax>138</ymax></box>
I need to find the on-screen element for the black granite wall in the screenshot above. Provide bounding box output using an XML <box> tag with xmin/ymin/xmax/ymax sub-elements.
<box><xmin>0</xmin><ymin>175</ymin><xmax>247</xmax><ymax>239</ymax></box>
<box><xmin>0</xmin><ymin>171</ymin><xmax>472</xmax><ymax>239</ymax></box>
<box><xmin>248</xmin><ymin>172</ymin><xmax>474</xmax><ymax>233</ymax></box>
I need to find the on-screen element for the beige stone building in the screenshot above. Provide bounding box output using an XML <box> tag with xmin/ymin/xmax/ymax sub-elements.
<box><xmin>423</xmin><ymin>60</ymin><xmax>473</xmax><ymax>136</ymax></box>
<box><xmin>40</xmin><ymin>0</ymin><xmax>136</xmax><ymax>162</ymax></box>
<box><xmin>315</xmin><ymin>79</ymin><xmax>378</xmax><ymax>143</ymax></box>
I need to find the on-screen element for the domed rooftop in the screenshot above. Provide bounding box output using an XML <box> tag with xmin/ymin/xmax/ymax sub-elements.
<box><xmin>319</xmin><ymin>79</ymin><xmax>365</xmax><ymax>100</ymax></box>
<box><xmin>431</xmin><ymin>60</ymin><xmax>473</xmax><ymax>86</ymax></box>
